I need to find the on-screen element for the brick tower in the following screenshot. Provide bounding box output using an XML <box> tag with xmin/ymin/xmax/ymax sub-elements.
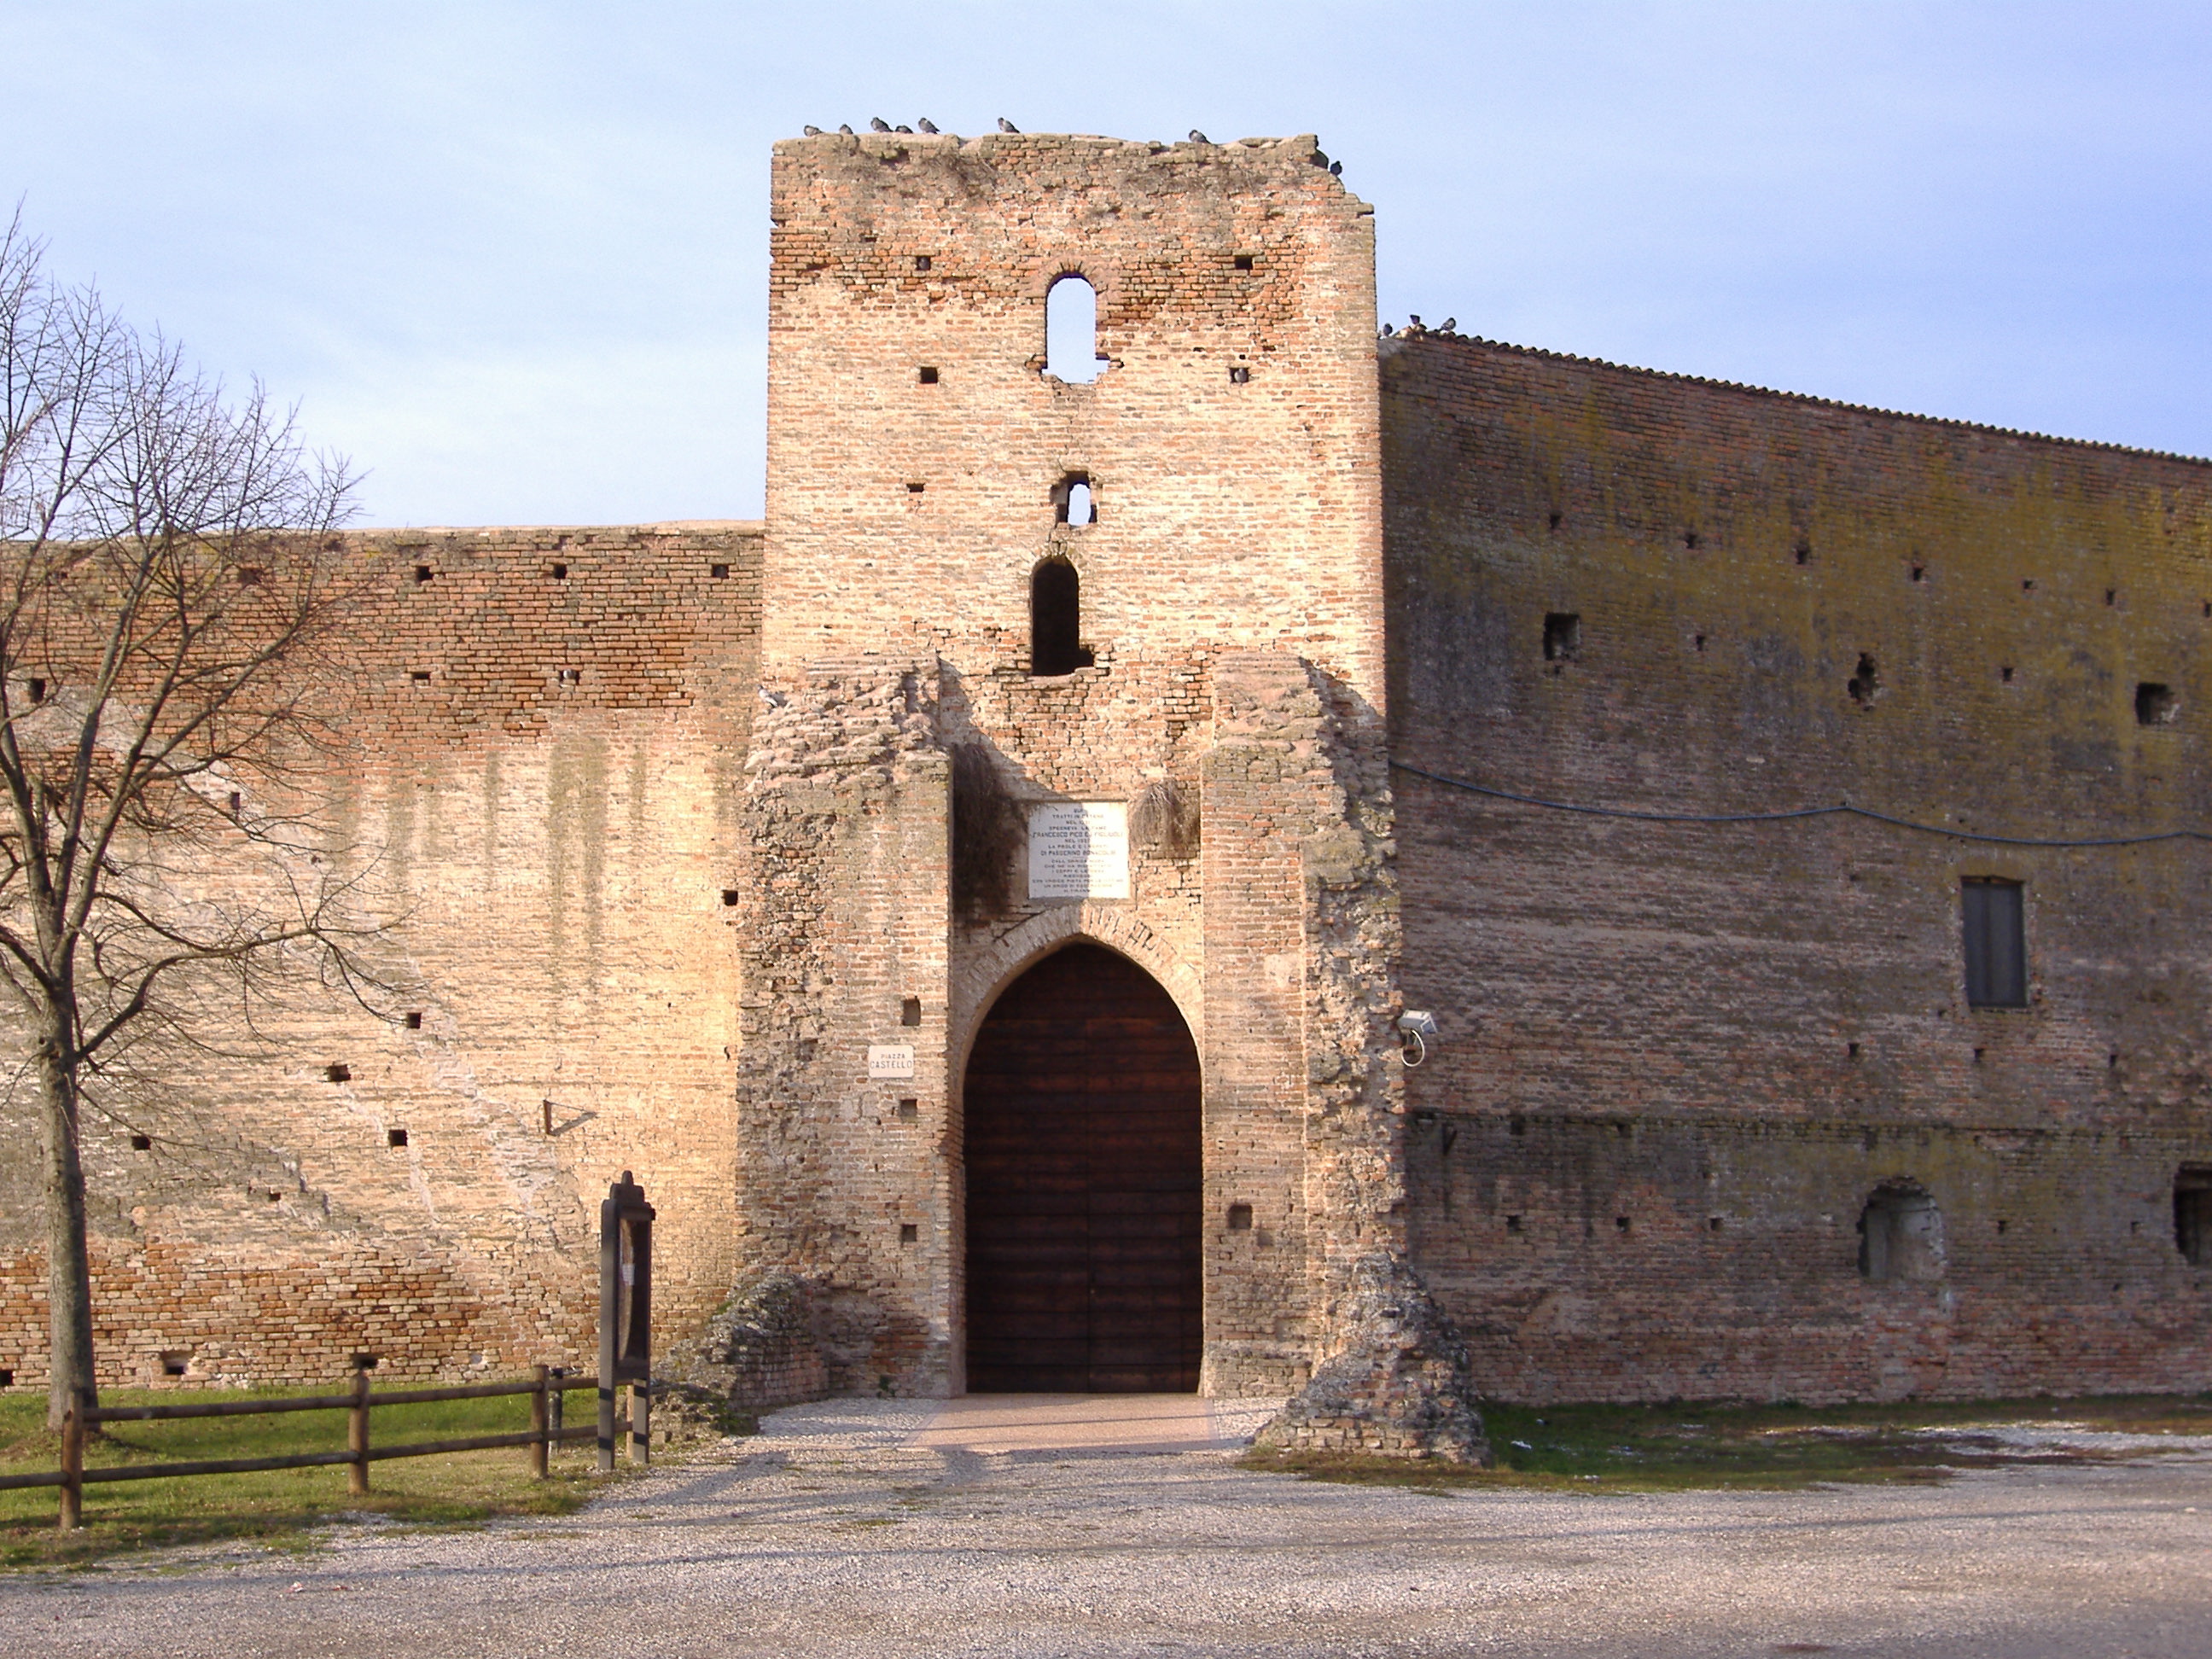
<box><xmin>736</xmin><ymin>128</ymin><xmax>1405</xmax><ymax>1396</ymax></box>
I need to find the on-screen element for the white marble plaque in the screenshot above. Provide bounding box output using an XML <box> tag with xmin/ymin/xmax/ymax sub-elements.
<box><xmin>1027</xmin><ymin>801</ymin><xmax>1130</xmax><ymax>900</ymax></box>
<box><xmin>866</xmin><ymin>1044</ymin><xmax>915</xmax><ymax>1080</ymax></box>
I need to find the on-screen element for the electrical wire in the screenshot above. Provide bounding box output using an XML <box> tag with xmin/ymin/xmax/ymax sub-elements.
<box><xmin>1388</xmin><ymin>760</ymin><xmax>2212</xmax><ymax>849</ymax></box>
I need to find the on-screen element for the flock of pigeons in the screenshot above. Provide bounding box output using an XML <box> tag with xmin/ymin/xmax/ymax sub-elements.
<box><xmin>798</xmin><ymin>119</ymin><xmax>1348</xmax><ymax>174</ymax></box>
<box><xmin>801</xmin><ymin>116</ymin><xmax>1022</xmax><ymax>137</ymax></box>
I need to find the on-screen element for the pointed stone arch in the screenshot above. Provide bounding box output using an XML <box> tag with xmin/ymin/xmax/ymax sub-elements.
<box><xmin>950</xmin><ymin>902</ymin><xmax>1202</xmax><ymax>1083</ymax></box>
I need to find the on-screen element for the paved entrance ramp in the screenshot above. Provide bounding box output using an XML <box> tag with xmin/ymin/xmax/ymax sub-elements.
<box><xmin>742</xmin><ymin>1393</ymin><xmax>1284</xmax><ymax>1466</ymax></box>
<box><xmin>917</xmin><ymin>1394</ymin><xmax>1234</xmax><ymax>1455</ymax></box>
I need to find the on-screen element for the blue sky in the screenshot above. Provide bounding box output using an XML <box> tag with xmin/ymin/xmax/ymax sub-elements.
<box><xmin>4</xmin><ymin>2</ymin><xmax>2206</xmax><ymax>526</ymax></box>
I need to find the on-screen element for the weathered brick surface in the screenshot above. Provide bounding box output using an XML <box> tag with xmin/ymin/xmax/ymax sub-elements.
<box><xmin>5</xmin><ymin>141</ymin><xmax>2208</xmax><ymax>1414</ymax></box>
<box><xmin>1386</xmin><ymin>333</ymin><xmax>2212</xmax><ymax>1401</ymax></box>
<box><xmin>0</xmin><ymin>524</ymin><xmax>761</xmax><ymax>1391</ymax></box>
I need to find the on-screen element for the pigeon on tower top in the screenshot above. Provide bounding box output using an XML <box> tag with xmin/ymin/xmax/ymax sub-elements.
<box><xmin>998</xmin><ymin>117</ymin><xmax>1020</xmax><ymax>132</ymax></box>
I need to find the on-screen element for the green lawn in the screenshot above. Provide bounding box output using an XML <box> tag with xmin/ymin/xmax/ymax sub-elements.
<box><xmin>1243</xmin><ymin>1393</ymin><xmax>2212</xmax><ymax>1493</ymax></box>
<box><xmin>0</xmin><ymin>1383</ymin><xmax>618</xmax><ymax>1569</ymax></box>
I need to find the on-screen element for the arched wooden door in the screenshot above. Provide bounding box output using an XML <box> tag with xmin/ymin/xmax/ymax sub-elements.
<box><xmin>963</xmin><ymin>943</ymin><xmax>1202</xmax><ymax>1392</ymax></box>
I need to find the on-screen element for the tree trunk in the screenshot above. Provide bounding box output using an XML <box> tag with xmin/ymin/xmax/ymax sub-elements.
<box><xmin>36</xmin><ymin>1020</ymin><xmax>97</xmax><ymax>1429</ymax></box>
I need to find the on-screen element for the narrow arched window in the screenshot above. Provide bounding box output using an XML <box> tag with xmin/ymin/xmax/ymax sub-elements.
<box><xmin>1045</xmin><ymin>274</ymin><xmax>1103</xmax><ymax>383</ymax></box>
<box><xmin>1052</xmin><ymin>471</ymin><xmax>1095</xmax><ymax>526</ymax></box>
<box><xmin>1030</xmin><ymin>558</ymin><xmax>1092</xmax><ymax>676</ymax></box>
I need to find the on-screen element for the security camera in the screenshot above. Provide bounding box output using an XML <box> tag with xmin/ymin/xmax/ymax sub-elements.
<box><xmin>1396</xmin><ymin>1010</ymin><xmax>1438</xmax><ymax>1066</ymax></box>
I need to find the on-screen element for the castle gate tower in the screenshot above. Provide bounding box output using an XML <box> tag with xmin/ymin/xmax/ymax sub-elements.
<box><xmin>736</xmin><ymin>129</ymin><xmax>1405</xmax><ymax>1396</ymax></box>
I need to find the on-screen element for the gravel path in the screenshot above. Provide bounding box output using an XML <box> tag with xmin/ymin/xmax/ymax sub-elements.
<box><xmin>3</xmin><ymin>1397</ymin><xmax>2209</xmax><ymax>1658</ymax></box>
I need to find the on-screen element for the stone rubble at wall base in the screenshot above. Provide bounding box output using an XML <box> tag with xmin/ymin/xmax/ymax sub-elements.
<box><xmin>1257</xmin><ymin>1253</ymin><xmax>1490</xmax><ymax>1464</ymax></box>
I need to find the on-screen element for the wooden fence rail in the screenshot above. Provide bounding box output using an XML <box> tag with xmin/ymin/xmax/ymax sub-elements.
<box><xmin>1</xmin><ymin>1367</ymin><xmax>608</xmax><ymax>1530</ymax></box>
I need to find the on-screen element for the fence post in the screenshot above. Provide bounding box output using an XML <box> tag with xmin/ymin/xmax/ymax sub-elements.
<box><xmin>598</xmin><ymin>1183</ymin><xmax>619</xmax><ymax>1473</ymax></box>
<box><xmin>57</xmin><ymin>1402</ymin><xmax>83</xmax><ymax>1532</ymax></box>
<box><xmin>630</xmin><ymin>1381</ymin><xmax>650</xmax><ymax>1466</ymax></box>
<box><xmin>530</xmin><ymin>1365</ymin><xmax>550</xmax><ymax>1479</ymax></box>
<box><xmin>347</xmin><ymin>1365</ymin><xmax>371</xmax><ymax>1497</ymax></box>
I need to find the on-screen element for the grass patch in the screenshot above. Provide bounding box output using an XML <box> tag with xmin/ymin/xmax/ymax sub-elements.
<box><xmin>1241</xmin><ymin>1392</ymin><xmax>2212</xmax><ymax>1494</ymax></box>
<box><xmin>0</xmin><ymin>1383</ymin><xmax>620</xmax><ymax>1570</ymax></box>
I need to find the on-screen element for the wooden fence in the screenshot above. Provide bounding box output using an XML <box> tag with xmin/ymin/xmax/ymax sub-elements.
<box><xmin>0</xmin><ymin>1366</ymin><xmax>606</xmax><ymax>1530</ymax></box>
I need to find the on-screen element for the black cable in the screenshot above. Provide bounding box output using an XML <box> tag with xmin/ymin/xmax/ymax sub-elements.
<box><xmin>1388</xmin><ymin>760</ymin><xmax>2212</xmax><ymax>849</ymax></box>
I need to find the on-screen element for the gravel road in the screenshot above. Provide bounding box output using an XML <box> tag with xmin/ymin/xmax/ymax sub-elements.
<box><xmin>3</xmin><ymin>1397</ymin><xmax>2208</xmax><ymax>1658</ymax></box>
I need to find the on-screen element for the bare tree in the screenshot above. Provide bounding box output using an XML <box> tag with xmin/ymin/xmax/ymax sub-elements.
<box><xmin>0</xmin><ymin>213</ymin><xmax>381</xmax><ymax>1426</ymax></box>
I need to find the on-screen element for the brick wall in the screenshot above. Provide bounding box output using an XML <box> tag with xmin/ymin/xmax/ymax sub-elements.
<box><xmin>15</xmin><ymin>141</ymin><xmax>2209</xmax><ymax>1412</ymax></box>
<box><xmin>1384</xmin><ymin>332</ymin><xmax>2212</xmax><ymax>1400</ymax></box>
<box><xmin>0</xmin><ymin>523</ymin><xmax>762</xmax><ymax>1392</ymax></box>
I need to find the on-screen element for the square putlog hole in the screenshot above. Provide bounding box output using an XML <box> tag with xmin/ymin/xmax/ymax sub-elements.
<box><xmin>899</xmin><ymin>1223</ymin><xmax>918</xmax><ymax>1244</ymax></box>
<box><xmin>2137</xmin><ymin>682</ymin><xmax>2178</xmax><ymax>725</ymax></box>
<box><xmin>387</xmin><ymin>1128</ymin><xmax>409</xmax><ymax>1148</ymax></box>
<box><xmin>895</xmin><ymin>1098</ymin><xmax>918</xmax><ymax>1121</ymax></box>
<box><xmin>1226</xmin><ymin>1203</ymin><xmax>1254</xmax><ymax>1231</ymax></box>
<box><xmin>900</xmin><ymin>997</ymin><xmax>922</xmax><ymax>1027</ymax></box>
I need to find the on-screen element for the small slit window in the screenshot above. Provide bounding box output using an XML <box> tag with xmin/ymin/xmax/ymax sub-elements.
<box><xmin>1044</xmin><ymin>274</ymin><xmax>1103</xmax><ymax>384</ymax></box>
<box><xmin>1541</xmin><ymin>612</ymin><xmax>1580</xmax><ymax>661</ymax></box>
<box><xmin>1962</xmin><ymin>877</ymin><xmax>2027</xmax><ymax>1009</ymax></box>
<box><xmin>2176</xmin><ymin>1168</ymin><xmax>2212</xmax><ymax>1265</ymax></box>
<box><xmin>1029</xmin><ymin>558</ymin><xmax>1092</xmax><ymax>677</ymax></box>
